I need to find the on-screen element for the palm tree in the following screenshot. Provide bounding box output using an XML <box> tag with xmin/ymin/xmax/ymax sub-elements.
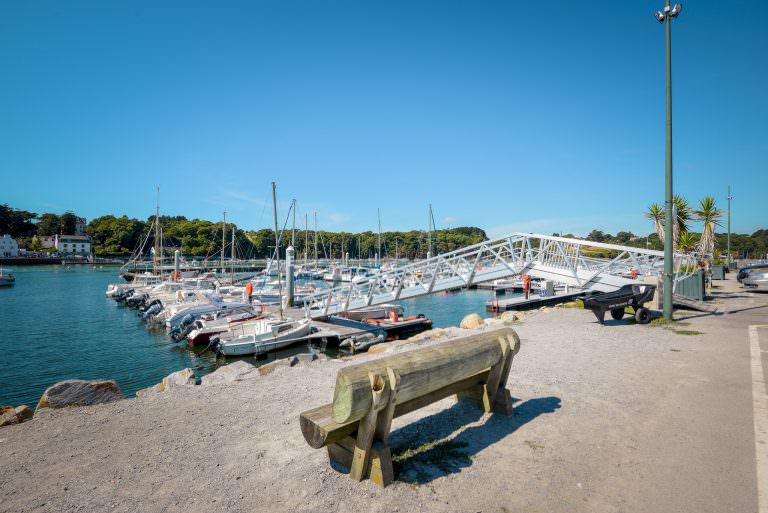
<box><xmin>672</xmin><ymin>195</ymin><xmax>693</xmax><ymax>250</ymax></box>
<box><xmin>694</xmin><ymin>196</ymin><xmax>723</xmax><ymax>258</ymax></box>
<box><xmin>645</xmin><ymin>203</ymin><xmax>665</xmax><ymax>243</ymax></box>
<box><xmin>677</xmin><ymin>231</ymin><xmax>696</xmax><ymax>253</ymax></box>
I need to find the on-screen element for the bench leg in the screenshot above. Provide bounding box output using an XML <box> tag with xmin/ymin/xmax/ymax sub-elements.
<box><xmin>369</xmin><ymin>441</ymin><xmax>394</xmax><ymax>487</ymax></box>
<box><xmin>349</xmin><ymin>373</ymin><xmax>392</xmax><ymax>482</ymax></box>
<box><xmin>327</xmin><ymin>436</ymin><xmax>355</xmax><ymax>470</ymax></box>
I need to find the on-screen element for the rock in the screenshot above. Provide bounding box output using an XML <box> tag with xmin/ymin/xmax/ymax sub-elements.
<box><xmin>14</xmin><ymin>405</ymin><xmax>33</xmax><ymax>421</ymax></box>
<box><xmin>136</xmin><ymin>368</ymin><xmax>197</xmax><ymax>397</ymax></box>
<box><xmin>36</xmin><ymin>380</ymin><xmax>124</xmax><ymax>412</ymax></box>
<box><xmin>367</xmin><ymin>343</ymin><xmax>395</xmax><ymax>354</ymax></box>
<box><xmin>500</xmin><ymin>311</ymin><xmax>521</xmax><ymax>322</ymax></box>
<box><xmin>539</xmin><ymin>306</ymin><xmax>551</xmax><ymax>312</ymax></box>
<box><xmin>407</xmin><ymin>328</ymin><xmax>446</xmax><ymax>342</ymax></box>
<box><xmin>0</xmin><ymin>411</ymin><xmax>19</xmax><ymax>427</ymax></box>
<box><xmin>459</xmin><ymin>313</ymin><xmax>485</xmax><ymax>330</ymax></box>
<box><xmin>201</xmin><ymin>361</ymin><xmax>256</xmax><ymax>386</ymax></box>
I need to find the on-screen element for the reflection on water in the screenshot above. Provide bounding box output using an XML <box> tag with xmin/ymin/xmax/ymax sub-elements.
<box><xmin>0</xmin><ymin>266</ymin><xmax>508</xmax><ymax>406</ymax></box>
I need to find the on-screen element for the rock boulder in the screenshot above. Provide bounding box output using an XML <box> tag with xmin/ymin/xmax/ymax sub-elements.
<box><xmin>35</xmin><ymin>380</ymin><xmax>124</xmax><ymax>412</ymax></box>
<box><xmin>136</xmin><ymin>368</ymin><xmax>197</xmax><ymax>397</ymax></box>
<box><xmin>459</xmin><ymin>313</ymin><xmax>485</xmax><ymax>330</ymax></box>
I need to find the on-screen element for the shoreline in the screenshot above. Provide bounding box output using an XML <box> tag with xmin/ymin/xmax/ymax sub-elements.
<box><xmin>2</xmin><ymin>278</ymin><xmax>765</xmax><ymax>512</ymax></box>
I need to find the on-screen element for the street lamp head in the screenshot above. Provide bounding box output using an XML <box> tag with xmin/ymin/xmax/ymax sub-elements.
<box><xmin>654</xmin><ymin>11</ymin><xmax>665</xmax><ymax>23</ymax></box>
<box><xmin>670</xmin><ymin>3</ymin><xmax>682</xmax><ymax>17</ymax></box>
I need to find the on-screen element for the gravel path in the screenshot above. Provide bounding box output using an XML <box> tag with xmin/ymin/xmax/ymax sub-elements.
<box><xmin>1</xmin><ymin>279</ymin><xmax>764</xmax><ymax>513</ymax></box>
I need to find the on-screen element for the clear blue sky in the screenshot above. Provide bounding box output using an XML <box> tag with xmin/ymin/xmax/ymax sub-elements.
<box><xmin>1</xmin><ymin>0</ymin><xmax>765</xmax><ymax>238</ymax></box>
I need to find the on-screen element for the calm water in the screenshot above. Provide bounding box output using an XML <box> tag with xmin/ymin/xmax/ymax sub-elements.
<box><xmin>0</xmin><ymin>266</ymin><xmax>507</xmax><ymax>407</ymax></box>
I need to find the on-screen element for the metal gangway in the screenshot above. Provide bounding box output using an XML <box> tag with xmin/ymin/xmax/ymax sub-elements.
<box><xmin>301</xmin><ymin>232</ymin><xmax>698</xmax><ymax>318</ymax></box>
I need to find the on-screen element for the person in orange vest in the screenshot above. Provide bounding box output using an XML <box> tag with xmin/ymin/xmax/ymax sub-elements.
<box><xmin>245</xmin><ymin>282</ymin><xmax>253</xmax><ymax>304</ymax></box>
<box><xmin>522</xmin><ymin>274</ymin><xmax>531</xmax><ymax>299</ymax></box>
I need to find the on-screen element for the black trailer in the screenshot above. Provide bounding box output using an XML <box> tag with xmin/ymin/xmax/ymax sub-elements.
<box><xmin>582</xmin><ymin>284</ymin><xmax>656</xmax><ymax>325</ymax></box>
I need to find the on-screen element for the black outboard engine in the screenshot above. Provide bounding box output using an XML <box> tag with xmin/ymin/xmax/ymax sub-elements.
<box><xmin>169</xmin><ymin>314</ymin><xmax>195</xmax><ymax>341</ymax></box>
<box><xmin>125</xmin><ymin>293</ymin><xmax>149</xmax><ymax>308</ymax></box>
<box><xmin>139</xmin><ymin>300</ymin><xmax>163</xmax><ymax>320</ymax></box>
<box><xmin>114</xmin><ymin>288</ymin><xmax>135</xmax><ymax>303</ymax></box>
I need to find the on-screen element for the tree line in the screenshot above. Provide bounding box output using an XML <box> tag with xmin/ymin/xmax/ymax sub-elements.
<box><xmin>2</xmin><ymin>203</ymin><xmax>765</xmax><ymax>260</ymax></box>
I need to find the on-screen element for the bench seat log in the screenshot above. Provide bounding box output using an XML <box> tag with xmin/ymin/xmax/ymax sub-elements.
<box><xmin>332</xmin><ymin>328</ymin><xmax>518</xmax><ymax>424</ymax></box>
<box><xmin>298</xmin><ymin>326</ymin><xmax>521</xmax><ymax>487</ymax></box>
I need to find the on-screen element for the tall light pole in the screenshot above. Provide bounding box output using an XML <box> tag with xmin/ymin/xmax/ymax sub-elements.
<box><xmin>655</xmin><ymin>1</ymin><xmax>682</xmax><ymax>320</ymax></box>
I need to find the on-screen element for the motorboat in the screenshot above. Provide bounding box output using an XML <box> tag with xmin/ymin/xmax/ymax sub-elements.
<box><xmin>214</xmin><ymin>317</ymin><xmax>313</xmax><ymax>356</ymax></box>
<box><xmin>183</xmin><ymin>306</ymin><xmax>266</xmax><ymax>346</ymax></box>
<box><xmin>162</xmin><ymin>296</ymin><xmax>252</xmax><ymax>328</ymax></box>
<box><xmin>0</xmin><ymin>268</ymin><xmax>15</xmax><ymax>287</ymax></box>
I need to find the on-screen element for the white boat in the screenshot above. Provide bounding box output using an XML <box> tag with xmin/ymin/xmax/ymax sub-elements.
<box><xmin>215</xmin><ymin>317</ymin><xmax>312</xmax><ymax>356</ymax></box>
<box><xmin>0</xmin><ymin>267</ymin><xmax>15</xmax><ymax>287</ymax></box>
<box><xmin>162</xmin><ymin>296</ymin><xmax>252</xmax><ymax>328</ymax></box>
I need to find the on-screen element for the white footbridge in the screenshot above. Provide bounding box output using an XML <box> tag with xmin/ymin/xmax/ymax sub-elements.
<box><xmin>301</xmin><ymin>232</ymin><xmax>697</xmax><ymax>317</ymax></box>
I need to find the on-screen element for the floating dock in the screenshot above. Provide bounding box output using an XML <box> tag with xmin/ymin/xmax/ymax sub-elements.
<box><xmin>485</xmin><ymin>291</ymin><xmax>585</xmax><ymax>312</ymax></box>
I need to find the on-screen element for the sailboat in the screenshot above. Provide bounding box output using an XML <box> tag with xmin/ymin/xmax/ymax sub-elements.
<box><xmin>0</xmin><ymin>267</ymin><xmax>15</xmax><ymax>287</ymax></box>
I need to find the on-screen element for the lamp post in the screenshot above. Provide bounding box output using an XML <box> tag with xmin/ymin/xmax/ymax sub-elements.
<box><xmin>655</xmin><ymin>1</ymin><xmax>682</xmax><ymax>320</ymax></box>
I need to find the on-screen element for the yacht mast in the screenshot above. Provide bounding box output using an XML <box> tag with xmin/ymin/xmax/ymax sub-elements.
<box><xmin>314</xmin><ymin>211</ymin><xmax>318</xmax><ymax>266</ymax></box>
<box><xmin>153</xmin><ymin>187</ymin><xmax>160</xmax><ymax>274</ymax></box>
<box><xmin>377</xmin><ymin>208</ymin><xmax>381</xmax><ymax>266</ymax></box>
<box><xmin>427</xmin><ymin>204</ymin><xmax>433</xmax><ymax>259</ymax></box>
<box><xmin>291</xmin><ymin>199</ymin><xmax>296</xmax><ymax>248</ymax></box>
<box><xmin>272</xmin><ymin>182</ymin><xmax>283</xmax><ymax>320</ymax></box>
<box><xmin>304</xmin><ymin>213</ymin><xmax>309</xmax><ymax>265</ymax></box>
<box><xmin>230</xmin><ymin>226</ymin><xmax>236</xmax><ymax>283</ymax></box>
<box><xmin>220</xmin><ymin>211</ymin><xmax>226</xmax><ymax>279</ymax></box>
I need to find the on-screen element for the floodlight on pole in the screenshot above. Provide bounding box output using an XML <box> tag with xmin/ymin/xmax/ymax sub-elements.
<box><xmin>655</xmin><ymin>0</ymin><xmax>682</xmax><ymax>321</ymax></box>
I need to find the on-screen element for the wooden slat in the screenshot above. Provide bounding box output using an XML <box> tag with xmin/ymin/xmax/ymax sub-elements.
<box><xmin>332</xmin><ymin>327</ymin><xmax>515</xmax><ymax>424</ymax></box>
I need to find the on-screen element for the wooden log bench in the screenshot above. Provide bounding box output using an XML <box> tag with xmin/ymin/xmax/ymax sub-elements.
<box><xmin>299</xmin><ymin>326</ymin><xmax>521</xmax><ymax>487</ymax></box>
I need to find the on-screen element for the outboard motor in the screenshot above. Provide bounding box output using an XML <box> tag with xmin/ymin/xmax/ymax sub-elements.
<box><xmin>169</xmin><ymin>314</ymin><xmax>195</xmax><ymax>341</ymax></box>
<box><xmin>141</xmin><ymin>303</ymin><xmax>163</xmax><ymax>320</ymax></box>
<box><xmin>138</xmin><ymin>299</ymin><xmax>161</xmax><ymax>314</ymax></box>
<box><xmin>125</xmin><ymin>293</ymin><xmax>148</xmax><ymax>308</ymax></box>
<box><xmin>114</xmin><ymin>288</ymin><xmax>134</xmax><ymax>303</ymax></box>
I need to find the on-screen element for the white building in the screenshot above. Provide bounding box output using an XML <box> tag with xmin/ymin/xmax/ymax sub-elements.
<box><xmin>55</xmin><ymin>235</ymin><xmax>91</xmax><ymax>255</ymax></box>
<box><xmin>0</xmin><ymin>235</ymin><xmax>19</xmax><ymax>257</ymax></box>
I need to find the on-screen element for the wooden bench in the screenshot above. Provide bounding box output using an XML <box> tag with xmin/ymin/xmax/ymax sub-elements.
<box><xmin>299</xmin><ymin>326</ymin><xmax>521</xmax><ymax>487</ymax></box>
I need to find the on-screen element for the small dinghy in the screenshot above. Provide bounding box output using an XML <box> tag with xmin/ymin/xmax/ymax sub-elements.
<box><xmin>214</xmin><ymin>318</ymin><xmax>312</xmax><ymax>357</ymax></box>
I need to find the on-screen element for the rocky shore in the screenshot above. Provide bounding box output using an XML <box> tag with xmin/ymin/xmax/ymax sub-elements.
<box><xmin>0</xmin><ymin>292</ymin><xmax>763</xmax><ymax>513</ymax></box>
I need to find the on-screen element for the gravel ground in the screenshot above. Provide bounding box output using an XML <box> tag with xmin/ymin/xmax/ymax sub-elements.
<box><xmin>1</xmin><ymin>279</ymin><xmax>764</xmax><ymax>513</ymax></box>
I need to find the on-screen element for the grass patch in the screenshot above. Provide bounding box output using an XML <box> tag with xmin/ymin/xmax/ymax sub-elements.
<box><xmin>672</xmin><ymin>329</ymin><xmax>704</xmax><ymax>336</ymax></box>
<box><xmin>670</xmin><ymin>348</ymin><xmax>682</xmax><ymax>352</ymax></box>
<box><xmin>563</xmin><ymin>299</ymin><xmax>584</xmax><ymax>309</ymax></box>
<box><xmin>650</xmin><ymin>317</ymin><xmax>690</xmax><ymax>327</ymax></box>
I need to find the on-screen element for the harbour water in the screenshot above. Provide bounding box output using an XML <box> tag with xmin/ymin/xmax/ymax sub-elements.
<box><xmin>0</xmin><ymin>266</ymin><xmax>510</xmax><ymax>407</ymax></box>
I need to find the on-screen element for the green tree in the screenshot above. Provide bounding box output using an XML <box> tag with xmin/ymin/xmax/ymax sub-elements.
<box><xmin>693</xmin><ymin>196</ymin><xmax>723</xmax><ymax>258</ymax></box>
<box><xmin>60</xmin><ymin>212</ymin><xmax>78</xmax><ymax>235</ymax></box>
<box><xmin>36</xmin><ymin>213</ymin><xmax>61</xmax><ymax>236</ymax></box>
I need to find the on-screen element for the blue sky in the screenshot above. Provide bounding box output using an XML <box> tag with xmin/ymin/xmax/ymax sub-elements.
<box><xmin>1</xmin><ymin>0</ymin><xmax>765</xmax><ymax>238</ymax></box>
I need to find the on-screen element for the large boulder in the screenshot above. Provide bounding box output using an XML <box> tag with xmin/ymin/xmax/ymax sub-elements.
<box><xmin>201</xmin><ymin>361</ymin><xmax>256</xmax><ymax>386</ymax></box>
<box><xmin>136</xmin><ymin>368</ymin><xmax>197</xmax><ymax>397</ymax></box>
<box><xmin>14</xmin><ymin>405</ymin><xmax>33</xmax><ymax>421</ymax></box>
<box><xmin>459</xmin><ymin>313</ymin><xmax>485</xmax><ymax>330</ymax></box>
<box><xmin>35</xmin><ymin>380</ymin><xmax>124</xmax><ymax>412</ymax></box>
<box><xmin>0</xmin><ymin>407</ymin><xmax>19</xmax><ymax>427</ymax></box>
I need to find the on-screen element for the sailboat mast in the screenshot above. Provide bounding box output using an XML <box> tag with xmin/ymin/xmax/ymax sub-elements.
<box><xmin>314</xmin><ymin>211</ymin><xmax>318</xmax><ymax>266</ymax></box>
<box><xmin>427</xmin><ymin>204</ymin><xmax>433</xmax><ymax>258</ymax></box>
<box><xmin>272</xmin><ymin>182</ymin><xmax>283</xmax><ymax>320</ymax></box>
<box><xmin>291</xmin><ymin>199</ymin><xmax>296</xmax><ymax>248</ymax></box>
<box><xmin>221</xmin><ymin>211</ymin><xmax>226</xmax><ymax>279</ymax></box>
<box><xmin>231</xmin><ymin>226</ymin><xmax>236</xmax><ymax>283</ymax></box>
<box><xmin>304</xmin><ymin>213</ymin><xmax>308</xmax><ymax>265</ymax></box>
<box><xmin>153</xmin><ymin>187</ymin><xmax>160</xmax><ymax>274</ymax></box>
<box><xmin>377</xmin><ymin>208</ymin><xmax>381</xmax><ymax>265</ymax></box>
